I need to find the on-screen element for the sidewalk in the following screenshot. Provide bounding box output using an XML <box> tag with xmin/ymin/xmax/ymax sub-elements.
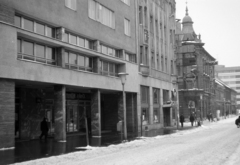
<box><xmin>0</xmin><ymin>117</ymin><xmax>231</xmax><ymax>165</ymax></box>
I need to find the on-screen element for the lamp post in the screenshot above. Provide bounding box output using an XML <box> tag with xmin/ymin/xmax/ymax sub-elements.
<box><xmin>118</xmin><ymin>72</ymin><xmax>129</xmax><ymax>140</ymax></box>
<box><xmin>200</xmin><ymin>94</ymin><xmax>203</xmax><ymax>122</ymax></box>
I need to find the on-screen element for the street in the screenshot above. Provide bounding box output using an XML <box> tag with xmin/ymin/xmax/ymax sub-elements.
<box><xmin>15</xmin><ymin>117</ymin><xmax>240</xmax><ymax>165</ymax></box>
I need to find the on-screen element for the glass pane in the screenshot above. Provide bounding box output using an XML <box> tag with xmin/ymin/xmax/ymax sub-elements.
<box><xmin>46</xmin><ymin>47</ymin><xmax>54</xmax><ymax>60</ymax></box>
<box><xmin>64</xmin><ymin>33</ymin><xmax>69</xmax><ymax>43</ymax></box>
<box><xmin>36</xmin><ymin>23</ymin><xmax>45</xmax><ymax>35</ymax></box>
<box><xmin>65</xmin><ymin>52</ymin><xmax>69</xmax><ymax>63</ymax></box>
<box><xmin>69</xmin><ymin>53</ymin><xmax>77</xmax><ymax>65</ymax></box>
<box><xmin>108</xmin><ymin>48</ymin><xmax>113</xmax><ymax>56</ymax></box>
<box><xmin>36</xmin><ymin>44</ymin><xmax>45</xmax><ymax>58</ymax></box>
<box><xmin>24</xmin><ymin>18</ymin><xmax>34</xmax><ymax>31</ymax></box>
<box><xmin>102</xmin><ymin>45</ymin><xmax>107</xmax><ymax>54</ymax></box>
<box><xmin>70</xmin><ymin>34</ymin><xmax>77</xmax><ymax>45</ymax></box>
<box><xmin>17</xmin><ymin>39</ymin><xmax>21</xmax><ymax>53</ymax></box>
<box><xmin>109</xmin><ymin>63</ymin><xmax>114</xmax><ymax>72</ymax></box>
<box><xmin>79</xmin><ymin>37</ymin><xmax>84</xmax><ymax>47</ymax></box>
<box><xmin>103</xmin><ymin>61</ymin><xmax>108</xmax><ymax>71</ymax></box>
<box><xmin>46</xmin><ymin>26</ymin><xmax>53</xmax><ymax>38</ymax></box>
<box><xmin>14</xmin><ymin>16</ymin><xmax>21</xmax><ymax>27</ymax></box>
<box><xmin>85</xmin><ymin>40</ymin><xmax>89</xmax><ymax>49</ymax></box>
<box><xmin>78</xmin><ymin>55</ymin><xmax>84</xmax><ymax>66</ymax></box>
<box><xmin>23</xmin><ymin>41</ymin><xmax>34</xmax><ymax>55</ymax></box>
<box><xmin>85</xmin><ymin>57</ymin><xmax>92</xmax><ymax>67</ymax></box>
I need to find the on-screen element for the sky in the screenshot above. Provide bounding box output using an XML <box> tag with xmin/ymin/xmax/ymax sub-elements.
<box><xmin>175</xmin><ymin>0</ymin><xmax>240</xmax><ymax>67</ymax></box>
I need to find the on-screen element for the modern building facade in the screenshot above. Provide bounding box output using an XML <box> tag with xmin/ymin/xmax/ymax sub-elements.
<box><xmin>0</xmin><ymin>0</ymin><xmax>139</xmax><ymax>148</ymax></box>
<box><xmin>136</xmin><ymin>0</ymin><xmax>178</xmax><ymax>131</ymax></box>
<box><xmin>215</xmin><ymin>65</ymin><xmax>240</xmax><ymax>110</ymax></box>
<box><xmin>0</xmin><ymin>0</ymin><xmax>178</xmax><ymax>149</ymax></box>
<box><xmin>175</xmin><ymin>7</ymin><xmax>217</xmax><ymax>119</ymax></box>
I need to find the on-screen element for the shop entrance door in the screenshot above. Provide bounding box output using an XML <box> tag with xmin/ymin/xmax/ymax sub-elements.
<box><xmin>66</xmin><ymin>101</ymin><xmax>91</xmax><ymax>133</ymax></box>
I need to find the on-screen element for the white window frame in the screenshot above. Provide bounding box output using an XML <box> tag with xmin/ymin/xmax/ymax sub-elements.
<box><xmin>88</xmin><ymin>0</ymin><xmax>115</xmax><ymax>29</ymax></box>
<box><xmin>121</xmin><ymin>0</ymin><xmax>130</xmax><ymax>6</ymax></box>
<box><xmin>124</xmin><ymin>18</ymin><xmax>131</xmax><ymax>36</ymax></box>
<box><xmin>65</xmin><ymin>0</ymin><xmax>77</xmax><ymax>10</ymax></box>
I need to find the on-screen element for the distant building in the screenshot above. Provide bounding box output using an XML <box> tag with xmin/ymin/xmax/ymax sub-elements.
<box><xmin>214</xmin><ymin>78</ymin><xmax>237</xmax><ymax>116</ymax></box>
<box><xmin>176</xmin><ymin>6</ymin><xmax>217</xmax><ymax>119</ymax></box>
<box><xmin>215</xmin><ymin>65</ymin><xmax>240</xmax><ymax>110</ymax></box>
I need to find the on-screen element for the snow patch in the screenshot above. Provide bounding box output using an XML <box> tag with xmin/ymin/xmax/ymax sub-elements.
<box><xmin>0</xmin><ymin>147</ymin><xmax>14</xmax><ymax>151</ymax></box>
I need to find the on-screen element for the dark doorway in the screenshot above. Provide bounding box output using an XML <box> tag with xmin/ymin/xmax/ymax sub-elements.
<box><xmin>163</xmin><ymin>107</ymin><xmax>171</xmax><ymax>127</ymax></box>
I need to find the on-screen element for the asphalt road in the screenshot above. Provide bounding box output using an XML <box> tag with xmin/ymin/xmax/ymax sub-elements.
<box><xmin>16</xmin><ymin>117</ymin><xmax>240</xmax><ymax>165</ymax></box>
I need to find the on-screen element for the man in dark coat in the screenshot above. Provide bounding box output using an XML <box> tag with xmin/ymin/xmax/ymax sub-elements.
<box><xmin>39</xmin><ymin>117</ymin><xmax>49</xmax><ymax>140</ymax></box>
<box><xmin>235</xmin><ymin>116</ymin><xmax>240</xmax><ymax>128</ymax></box>
<box><xmin>180</xmin><ymin>114</ymin><xmax>185</xmax><ymax>127</ymax></box>
<box><xmin>190</xmin><ymin>113</ymin><xmax>195</xmax><ymax>127</ymax></box>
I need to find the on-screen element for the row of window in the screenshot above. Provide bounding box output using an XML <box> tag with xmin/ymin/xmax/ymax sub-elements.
<box><xmin>17</xmin><ymin>38</ymin><xmax>120</xmax><ymax>77</ymax></box>
<box><xmin>14</xmin><ymin>15</ymin><xmax>136</xmax><ymax>63</ymax></box>
<box><xmin>17</xmin><ymin>39</ymin><xmax>56</xmax><ymax>65</ymax></box>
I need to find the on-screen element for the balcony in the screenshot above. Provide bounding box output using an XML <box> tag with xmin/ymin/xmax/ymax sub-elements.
<box><xmin>140</xmin><ymin>64</ymin><xmax>149</xmax><ymax>77</ymax></box>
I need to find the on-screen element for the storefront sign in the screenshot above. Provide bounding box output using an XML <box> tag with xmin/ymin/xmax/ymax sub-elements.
<box><xmin>66</xmin><ymin>92</ymin><xmax>91</xmax><ymax>100</ymax></box>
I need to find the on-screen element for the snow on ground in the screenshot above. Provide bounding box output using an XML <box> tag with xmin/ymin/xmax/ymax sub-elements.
<box><xmin>14</xmin><ymin>117</ymin><xmax>240</xmax><ymax>165</ymax></box>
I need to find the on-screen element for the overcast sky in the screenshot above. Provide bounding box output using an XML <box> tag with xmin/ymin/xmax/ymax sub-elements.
<box><xmin>175</xmin><ymin>0</ymin><xmax>240</xmax><ymax>67</ymax></box>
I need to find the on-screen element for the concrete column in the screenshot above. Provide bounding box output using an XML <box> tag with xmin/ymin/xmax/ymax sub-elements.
<box><xmin>57</xmin><ymin>48</ymin><xmax>65</xmax><ymax>67</ymax></box>
<box><xmin>91</xmin><ymin>90</ymin><xmax>101</xmax><ymax>137</ymax></box>
<box><xmin>160</xmin><ymin>89</ymin><xmax>163</xmax><ymax>126</ymax></box>
<box><xmin>54</xmin><ymin>85</ymin><xmax>66</xmax><ymax>141</ymax></box>
<box><xmin>149</xmin><ymin>87</ymin><xmax>153</xmax><ymax>124</ymax></box>
<box><xmin>92</xmin><ymin>57</ymin><xmax>100</xmax><ymax>74</ymax></box>
<box><xmin>0</xmin><ymin>79</ymin><xmax>15</xmax><ymax>148</ymax></box>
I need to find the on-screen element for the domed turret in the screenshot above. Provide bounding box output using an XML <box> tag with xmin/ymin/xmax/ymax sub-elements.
<box><xmin>182</xmin><ymin>6</ymin><xmax>193</xmax><ymax>23</ymax></box>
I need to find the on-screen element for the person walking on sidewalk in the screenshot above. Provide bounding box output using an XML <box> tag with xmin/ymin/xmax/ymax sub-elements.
<box><xmin>180</xmin><ymin>114</ymin><xmax>185</xmax><ymax>127</ymax></box>
<box><xmin>39</xmin><ymin>117</ymin><xmax>49</xmax><ymax>140</ymax></box>
<box><xmin>190</xmin><ymin>113</ymin><xmax>195</xmax><ymax>127</ymax></box>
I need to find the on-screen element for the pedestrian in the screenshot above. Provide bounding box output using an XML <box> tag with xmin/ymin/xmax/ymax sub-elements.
<box><xmin>180</xmin><ymin>114</ymin><xmax>185</xmax><ymax>127</ymax></box>
<box><xmin>190</xmin><ymin>113</ymin><xmax>195</xmax><ymax>127</ymax></box>
<box><xmin>39</xmin><ymin>117</ymin><xmax>49</xmax><ymax>140</ymax></box>
<box><xmin>210</xmin><ymin>113</ymin><xmax>214</xmax><ymax>122</ymax></box>
<box><xmin>207</xmin><ymin>113</ymin><xmax>210</xmax><ymax>122</ymax></box>
<box><xmin>235</xmin><ymin>116</ymin><xmax>240</xmax><ymax>128</ymax></box>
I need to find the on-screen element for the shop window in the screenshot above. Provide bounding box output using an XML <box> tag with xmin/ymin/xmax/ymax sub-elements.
<box><xmin>141</xmin><ymin>86</ymin><xmax>149</xmax><ymax>103</ymax></box>
<box><xmin>18</xmin><ymin>39</ymin><xmax>56</xmax><ymax>65</ymax></box>
<box><xmin>153</xmin><ymin>108</ymin><xmax>160</xmax><ymax>123</ymax></box>
<box><xmin>142</xmin><ymin>108</ymin><xmax>149</xmax><ymax>124</ymax></box>
<box><xmin>153</xmin><ymin>88</ymin><xmax>160</xmax><ymax>104</ymax></box>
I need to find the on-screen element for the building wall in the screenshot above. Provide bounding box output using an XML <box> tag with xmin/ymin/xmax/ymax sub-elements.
<box><xmin>215</xmin><ymin>65</ymin><xmax>240</xmax><ymax>109</ymax></box>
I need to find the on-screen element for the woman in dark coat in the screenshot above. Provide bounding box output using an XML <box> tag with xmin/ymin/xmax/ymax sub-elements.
<box><xmin>190</xmin><ymin>114</ymin><xmax>195</xmax><ymax>127</ymax></box>
<box><xmin>180</xmin><ymin>114</ymin><xmax>185</xmax><ymax>127</ymax></box>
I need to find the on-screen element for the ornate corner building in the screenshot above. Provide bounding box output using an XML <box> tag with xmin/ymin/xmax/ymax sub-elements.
<box><xmin>175</xmin><ymin>6</ymin><xmax>218</xmax><ymax>119</ymax></box>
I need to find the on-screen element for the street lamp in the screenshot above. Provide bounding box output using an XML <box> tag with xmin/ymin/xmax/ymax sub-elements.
<box><xmin>118</xmin><ymin>72</ymin><xmax>129</xmax><ymax>140</ymax></box>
